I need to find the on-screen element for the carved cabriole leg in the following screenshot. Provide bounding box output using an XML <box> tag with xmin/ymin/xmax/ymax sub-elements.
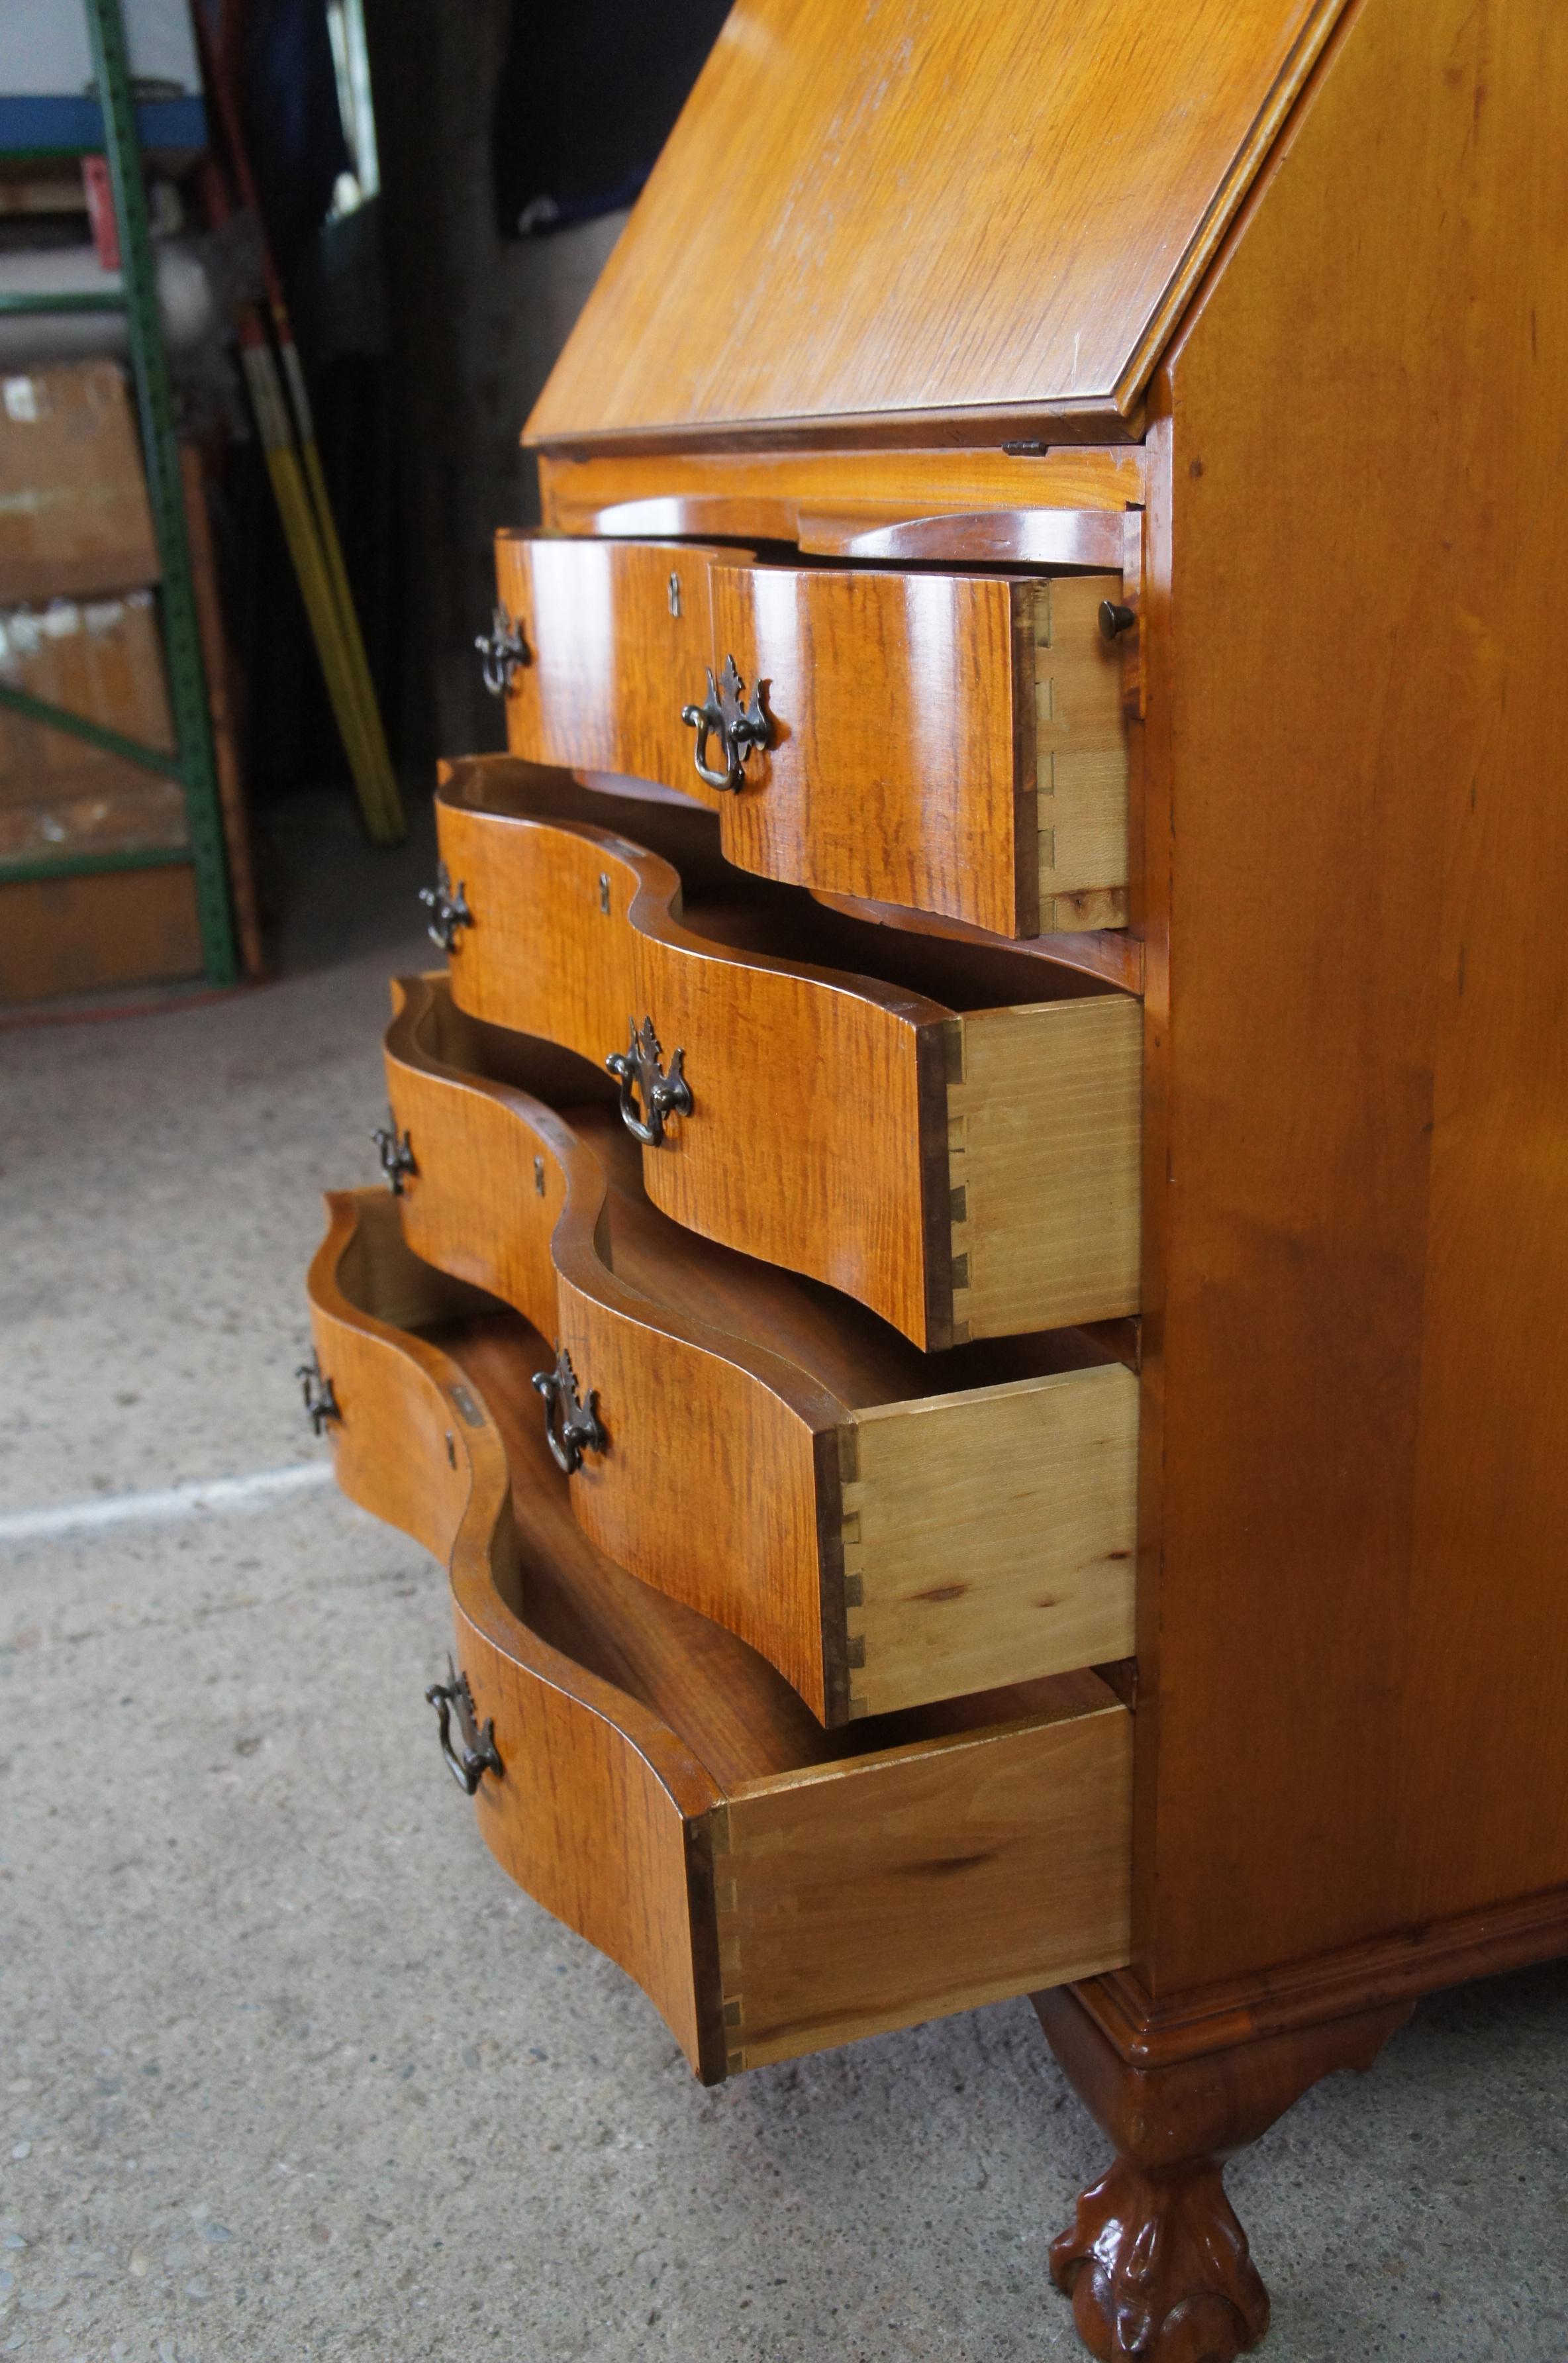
<box><xmin>1033</xmin><ymin>1986</ymin><xmax>1413</xmax><ymax>2363</ymax></box>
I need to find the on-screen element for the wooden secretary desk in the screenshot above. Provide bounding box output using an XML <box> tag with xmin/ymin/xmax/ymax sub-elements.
<box><xmin>303</xmin><ymin>1</ymin><xmax>1568</xmax><ymax>2354</ymax></box>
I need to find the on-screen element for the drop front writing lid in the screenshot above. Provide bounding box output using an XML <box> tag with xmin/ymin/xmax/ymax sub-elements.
<box><xmin>525</xmin><ymin>0</ymin><xmax>1350</xmax><ymax>453</ymax></box>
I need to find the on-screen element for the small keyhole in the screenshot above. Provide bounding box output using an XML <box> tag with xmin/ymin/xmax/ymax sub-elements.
<box><xmin>667</xmin><ymin>572</ymin><xmax>681</xmax><ymax>617</ymax></box>
<box><xmin>533</xmin><ymin>1154</ymin><xmax>545</xmax><ymax>1196</ymax></box>
<box><xmin>445</xmin><ymin>1432</ymin><xmax>457</xmax><ymax>1469</ymax></box>
<box><xmin>598</xmin><ymin>874</ymin><xmax>611</xmax><ymax>914</ymax></box>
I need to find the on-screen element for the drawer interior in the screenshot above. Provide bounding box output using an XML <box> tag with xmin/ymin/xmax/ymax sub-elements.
<box><xmin>442</xmin><ymin>757</ymin><xmax>1117</xmax><ymax>1013</ymax></box>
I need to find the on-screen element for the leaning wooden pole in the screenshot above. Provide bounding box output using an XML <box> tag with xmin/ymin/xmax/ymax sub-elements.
<box><xmin>194</xmin><ymin>2</ymin><xmax>404</xmax><ymax>844</ymax></box>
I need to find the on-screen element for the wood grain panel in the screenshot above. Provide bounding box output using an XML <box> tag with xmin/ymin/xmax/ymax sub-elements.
<box><xmin>458</xmin><ymin>1603</ymin><xmax>721</xmax><ymax>2076</ymax></box>
<box><xmin>383</xmin><ymin>999</ymin><xmax>583</xmax><ymax>1341</ymax></box>
<box><xmin>801</xmin><ymin>511</ymin><xmax>1138</xmax><ymax>570</ymax></box>
<box><xmin>384</xmin><ymin>972</ymin><xmax>1136</xmax><ymax>1723</ymax></box>
<box><xmin>538</xmin><ymin>446</ymin><xmax>1148</xmax><ymax>539</ymax></box>
<box><xmin>435</xmin><ymin>787</ymin><xmax>652</xmax><ymax>1066</ymax></box>
<box><xmin>950</xmin><ymin>997</ymin><xmax>1143</xmax><ymax>1340</ymax></box>
<box><xmin>1139</xmin><ymin>0</ymin><xmax>1568</xmax><ymax>1993</ymax></box>
<box><xmin>842</xmin><ymin>1366</ymin><xmax>1138</xmax><ymax>1718</ymax></box>
<box><xmin>524</xmin><ymin>0</ymin><xmax>1349</xmax><ymax>450</ymax></box>
<box><xmin>307</xmin><ymin>1189</ymin><xmax>1133</xmax><ymax>2079</ymax></box>
<box><xmin>712</xmin><ymin>562</ymin><xmax>1035</xmax><ymax>937</ymax></box>
<box><xmin>714</xmin><ymin>1706</ymin><xmax>1133</xmax><ymax>2070</ymax></box>
<box><xmin>632</xmin><ymin>915</ymin><xmax>942</xmax><ymax>1344</ymax></box>
<box><xmin>494</xmin><ymin>535</ymin><xmax>746</xmax><ymax>803</ymax></box>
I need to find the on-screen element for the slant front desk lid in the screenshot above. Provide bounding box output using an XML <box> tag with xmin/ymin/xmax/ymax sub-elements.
<box><xmin>526</xmin><ymin>0</ymin><xmax>1349</xmax><ymax>453</ymax></box>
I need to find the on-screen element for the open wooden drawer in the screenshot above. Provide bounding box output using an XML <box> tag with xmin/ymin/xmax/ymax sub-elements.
<box><xmin>430</xmin><ymin>759</ymin><xmax>1142</xmax><ymax>1352</ymax></box>
<box><xmin>306</xmin><ymin>1188</ymin><xmax>1134</xmax><ymax>2083</ymax></box>
<box><xmin>492</xmin><ymin>530</ymin><xmax>1131</xmax><ymax>940</ymax></box>
<box><xmin>381</xmin><ymin>972</ymin><xmax>1137</xmax><ymax>1725</ymax></box>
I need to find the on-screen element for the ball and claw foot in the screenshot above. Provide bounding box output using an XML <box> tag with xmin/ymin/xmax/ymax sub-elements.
<box><xmin>1050</xmin><ymin>2156</ymin><xmax>1269</xmax><ymax>2363</ymax></box>
<box><xmin>1034</xmin><ymin>1984</ymin><xmax>1414</xmax><ymax>2363</ymax></box>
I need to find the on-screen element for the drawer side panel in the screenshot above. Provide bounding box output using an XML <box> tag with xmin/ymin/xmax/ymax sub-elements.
<box><xmin>950</xmin><ymin>997</ymin><xmax>1143</xmax><ymax>1338</ymax></box>
<box><xmin>843</xmin><ymin>1365</ymin><xmax>1138</xmax><ymax>1715</ymax></box>
<box><xmin>714</xmin><ymin>1707</ymin><xmax>1132</xmax><ymax>2070</ymax></box>
<box><xmin>1034</xmin><ymin>573</ymin><xmax>1131</xmax><ymax>922</ymax></box>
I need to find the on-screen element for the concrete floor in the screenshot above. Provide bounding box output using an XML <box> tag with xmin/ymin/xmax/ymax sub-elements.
<box><xmin>3</xmin><ymin>787</ymin><xmax>1568</xmax><ymax>2363</ymax></box>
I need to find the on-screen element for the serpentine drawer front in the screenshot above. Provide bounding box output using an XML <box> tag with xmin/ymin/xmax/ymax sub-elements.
<box><xmin>432</xmin><ymin>760</ymin><xmax>1142</xmax><ymax>1352</ymax></box>
<box><xmin>306</xmin><ymin>1187</ymin><xmax>1134</xmax><ymax>2084</ymax></box>
<box><xmin>380</xmin><ymin>972</ymin><xmax>1136</xmax><ymax>1726</ymax></box>
<box><xmin>493</xmin><ymin>531</ymin><xmax>1130</xmax><ymax>939</ymax></box>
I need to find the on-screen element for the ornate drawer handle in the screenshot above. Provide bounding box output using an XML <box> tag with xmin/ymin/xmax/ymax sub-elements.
<box><xmin>418</xmin><ymin>862</ymin><xmax>473</xmax><ymax>952</ymax></box>
<box><xmin>424</xmin><ymin>1660</ymin><xmax>502</xmax><ymax>1793</ymax></box>
<box><xmin>475</xmin><ymin>606</ymin><xmax>529</xmax><ymax>697</ymax></box>
<box><xmin>297</xmin><ymin>1351</ymin><xmax>340</xmax><ymax>1434</ymax></box>
<box><xmin>371</xmin><ymin>1118</ymin><xmax>416</xmax><ymax>1195</ymax></box>
<box><xmin>531</xmin><ymin>1345</ymin><xmax>606</xmax><ymax>1476</ymax></box>
<box><xmin>680</xmin><ymin>654</ymin><xmax>771</xmax><ymax>791</ymax></box>
<box><xmin>605</xmin><ymin>1015</ymin><xmax>692</xmax><ymax>1146</ymax></box>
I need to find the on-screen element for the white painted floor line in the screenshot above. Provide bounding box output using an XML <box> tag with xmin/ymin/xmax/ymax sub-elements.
<box><xmin>0</xmin><ymin>1461</ymin><xmax>336</xmax><ymax>1544</ymax></box>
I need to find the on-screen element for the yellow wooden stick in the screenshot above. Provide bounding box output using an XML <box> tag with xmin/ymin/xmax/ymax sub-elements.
<box><xmin>279</xmin><ymin>336</ymin><xmax>405</xmax><ymax>841</ymax></box>
<box><xmin>240</xmin><ymin>337</ymin><xmax>403</xmax><ymax>844</ymax></box>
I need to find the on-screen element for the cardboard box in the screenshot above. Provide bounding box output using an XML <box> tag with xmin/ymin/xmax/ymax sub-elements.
<box><xmin>0</xmin><ymin>590</ymin><xmax>186</xmax><ymax>862</ymax></box>
<box><xmin>0</xmin><ymin>861</ymin><xmax>203</xmax><ymax>1001</ymax></box>
<box><xmin>0</xmin><ymin>360</ymin><xmax>160</xmax><ymax>601</ymax></box>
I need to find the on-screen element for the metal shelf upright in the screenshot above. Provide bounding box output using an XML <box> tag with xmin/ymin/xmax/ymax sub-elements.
<box><xmin>0</xmin><ymin>0</ymin><xmax>238</xmax><ymax>986</ymax></box>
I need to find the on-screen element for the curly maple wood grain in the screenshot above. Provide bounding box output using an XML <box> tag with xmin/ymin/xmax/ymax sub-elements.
<box><xmin>434</xmin><ymin>760</ymin><xmax>1140</xmax><ymax>1350</ymax></box>
<box><xmin>491</xmin><ymin>536</ymin><xmax>1130</xmax><ymax>936</ymax></box>
<box><xmin>383</xmin><ymin>973</ymin><xmax>1137</xmax><ymax>1726</ymax></box>
<box><xmin>494</xmin><ymin>535</ymin><xmax>747</xmax><ymax>807</ymax></box>
<box><xmin>306</xmin><ymin>1188</ymin><xmax>1134</xmax><ymax>2082</ymax></box>
<box><xmin>710</xmin><ymin>558</ymin><xmax>1038</xmax><ymax>935</ymax></box>
<box><xmin>522</xmin><ymin>0</ymin><xmax>1351</xmax><ymax>450</ymax></box>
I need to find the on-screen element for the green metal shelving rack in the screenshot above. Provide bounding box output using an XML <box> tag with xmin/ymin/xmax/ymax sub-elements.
<box><xmin>0</xmin><ymin>0</ymin><xmax>238</xmax><ymax>987</ymax></box>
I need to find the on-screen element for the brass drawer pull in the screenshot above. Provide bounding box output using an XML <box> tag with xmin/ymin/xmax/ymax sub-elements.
<box><xmin>424</xmin><ymin>1660</ymin><xmax>502</xmax><ymax>1793</ymax></box>
<box><xmin>605</xmin><ymin>1015</ymin><xmax>691</xmax><ymax>1146</ymax></box>
<box><xmin>532</xmin><ymin>1344</ymin><xmax>607</xmax><ymax>1475</ymax></box>
<box><xmin>475</xmin><ymin>605</ymin><xmax>529</xmax><ymax>697</ymax></box>
<box><xmin>297</xmin><ymin>1351</ymin><xmax>340</xmax><ymax>1434</ymax></box>
<box><xmin>419</xmin><ymin>863</ymin><xmax>473</xmax><ymax>952</ymax></box>
<box><xmin>680</xmin><ymin>653</ymin><xmax>771</xmax><ymax>791</ymax></box>
<box><xmin>371</xmin><ymin>1118</ymin><xmax>416</xmax><ymax>1195</ymax></box>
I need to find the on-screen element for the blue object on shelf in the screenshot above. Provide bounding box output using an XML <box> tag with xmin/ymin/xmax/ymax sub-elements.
<box><xmin>0</xmin><ymin>93</ymin><xmax>205</xmax><ymax>155</ymax></box>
